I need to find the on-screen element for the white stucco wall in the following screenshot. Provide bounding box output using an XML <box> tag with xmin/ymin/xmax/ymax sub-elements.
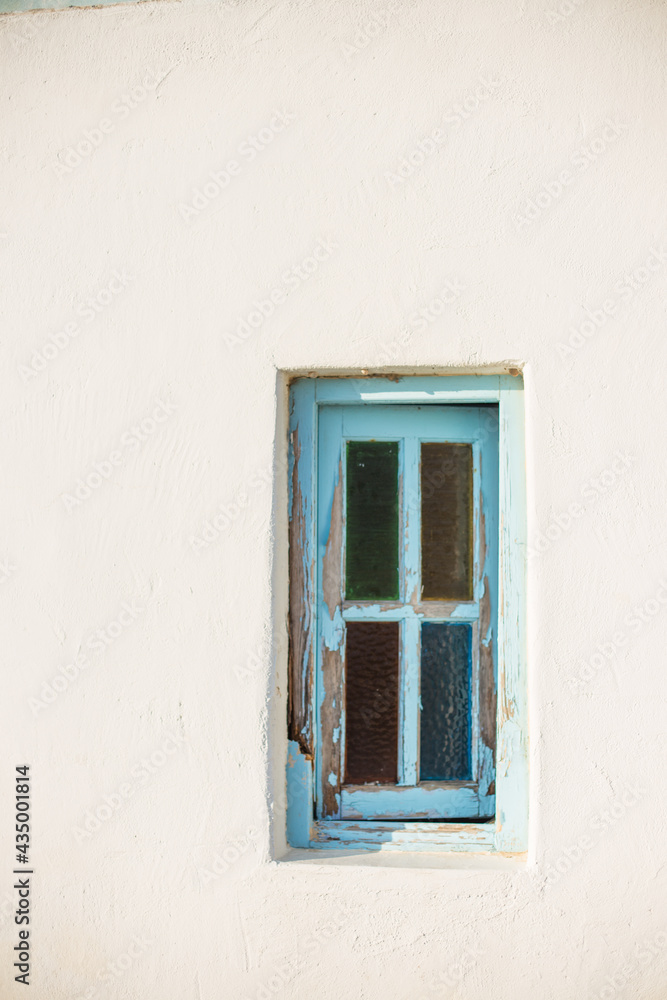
<box><xmin>1</xmin><ymin>0</ymin><xmax>666</xmax><ymax>996</ymax></box>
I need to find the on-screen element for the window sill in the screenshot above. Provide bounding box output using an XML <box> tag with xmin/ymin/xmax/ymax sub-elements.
<box><xmin>277</xmin><ymin>846</ymin><xmax>527</xmax><ymax>871</ymax></box>
<box><xmin>309</xmin><ymin>819</ymin><xmax>496</xmax><ymax>852</ymax></box>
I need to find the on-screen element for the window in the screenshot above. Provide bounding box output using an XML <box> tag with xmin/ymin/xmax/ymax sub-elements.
<box><xmin>286</xmin><ymin>375</ymin><xmax>527</xmax><ymax>853</ymax></box>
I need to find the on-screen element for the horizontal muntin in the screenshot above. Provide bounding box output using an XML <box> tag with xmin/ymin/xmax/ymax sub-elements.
<box><xmin>342</xmin><ymin>600</ymin><xmax>479</xmax><ymax>621</ymax></box>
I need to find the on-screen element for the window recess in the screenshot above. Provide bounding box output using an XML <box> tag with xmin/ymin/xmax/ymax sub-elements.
<box><xmin>286</xmin><ymin>375</ymin><xmax>527</xmax><ymax>854</ymax></box>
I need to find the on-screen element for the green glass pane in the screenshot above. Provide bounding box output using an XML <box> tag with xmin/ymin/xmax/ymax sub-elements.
<box><xmin>421</xmin><ymin>442</ymin><xmax>473</xmax><ymax>600</ymax></box>
<box><xmin>345</xmin><ymin>441</ymin><xmax>399</xmax><ymax>601</ymax></box>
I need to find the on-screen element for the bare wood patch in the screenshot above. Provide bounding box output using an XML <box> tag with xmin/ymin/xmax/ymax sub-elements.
<box><xmin>479</xmin><ymin>491</ymin><xmax>498</xmax><ymax>756</ymax></box>
<box><xmin>322</xmin><ymin>461</ymin><xmax>343</xmax><ymax>618</ymax></box>
<box><xmin>478</xmin><ymin>498</ymin><xmax>496</xmax><ymax>791</ymax></box>
<box><xmin>479</xmin><ymin>575</ymin><xmax>497</xmax><ymax>758</ymax></box>
<box><xmin>288</xmin><ymin>428</ymin><xmax>314</xmax><ymax>757</ymax></box>
<box><xmin>320</xmin><ymin>647</ymin><xmax>343</xmax><ymax>817</ymax></box>
<box><xmin>320</xmin><ymin>461</ymin><xmax>345</xmax><ymax>817</ymax></box>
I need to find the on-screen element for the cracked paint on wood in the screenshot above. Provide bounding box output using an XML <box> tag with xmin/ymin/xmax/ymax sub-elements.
<box><xmin>288</xmin><ymin>384</ymin><xmax>316</xmax><ymax>757</ymax></box>
<box><xmin>287</xmin><ymin>375</ymin><xmax>527</xmax><ymax>852</ymax></box>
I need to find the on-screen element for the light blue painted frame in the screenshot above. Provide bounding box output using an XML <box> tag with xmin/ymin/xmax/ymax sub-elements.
<box><xmin>287</xmin><ymin>375</ymin><xmax>527</xmax><ymax>853</ymax></box>
<box><xmin>317</xmin><ymin>405</ymin><xmax>497</xmax><ymax>823</ymax></box>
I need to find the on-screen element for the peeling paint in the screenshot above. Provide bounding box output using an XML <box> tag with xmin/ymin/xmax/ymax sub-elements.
<box><xmin>288</xmin><ymin>422</ymin><xmax>315</xmax><ymax>756</ymax></box>
<box><xmin>289</xmin><ymin>377</ymin><xmax>526</xmax><ymax>852</ymax></box>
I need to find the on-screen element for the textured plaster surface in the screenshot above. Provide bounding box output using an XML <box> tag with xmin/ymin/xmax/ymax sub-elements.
<box><xmin>1</xmin><ymin>0</ymin><xmax>666</xmax><ymax>997</ymax></box>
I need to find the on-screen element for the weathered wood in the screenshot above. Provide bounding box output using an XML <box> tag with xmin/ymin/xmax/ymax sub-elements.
<box><xmin>287</xmin><ymin>384</ymin><xmax>316</xmax><ymax>757</ymax></box>
<box><xmin>320</xmin><ymin>460</ymin><xmax>344</xmax><ymax>817</ymax></box>
<box><xmin>311</xmin><ymin>819</ymin><xmax>496</xmax><ymax>851</ymax></box>
<box><xmin>341</xmin><ymin>782</ymin><xmax>483</xmax><ymax>821</ymax></box>
<box><xmin>477</xmin><ymin>487</ymin><xmax>498</xmax><ymax>802</ymax></box>
<box><xmin>286</xmin><ymin>375</ymin><xmax>527</xmax><ymax>854</ymax></box>
<box><xmin>495</xmin><ymin>375</ymin><xmax>528</xmax><ymax>852</ymax></box>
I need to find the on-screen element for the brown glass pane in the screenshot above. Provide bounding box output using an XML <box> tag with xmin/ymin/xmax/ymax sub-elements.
<box><xmin>344</xmin><ymin>621</ymin><xmax>399</xmax><ymax>784</ymax></box>
<box><xmin>421</xmin><ymin>442</ymin><xmax>473</xmax><ymax>600</ymax></box>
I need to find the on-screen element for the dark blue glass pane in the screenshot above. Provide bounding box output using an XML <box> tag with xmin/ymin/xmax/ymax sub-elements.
<box><xmin>419</xmin><ymin>622</ymin><xmax>472</xmax><ymax>780</ymax></box>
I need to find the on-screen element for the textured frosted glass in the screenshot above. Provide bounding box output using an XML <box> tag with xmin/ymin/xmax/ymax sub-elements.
<box><xmin>420</xmin><ymin>622</ymin><xmax>472</xmax><ymax>780</ymax></box>
<box><xmin>421</xmin><ymin>443</ymin><xmax>473</xmax><ymax>600</ymax></box>
<box><xmin>346</xmin><ymin>441</ymin><xmax>399</xmax><ymax>600</ymax></box>
<box><xmin>344</xmin><ymin>621</ymin><xmax>399</xmax><ymax>784</ymax></box>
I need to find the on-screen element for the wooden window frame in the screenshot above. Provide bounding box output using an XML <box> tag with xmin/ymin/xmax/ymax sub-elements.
<box><xmin>317</xmin><ymin>405</ymin><xmax>497</xmax><ymax>822</ymax></box>
<box><xmin>286</xmin><ymin>374</ymin><xmax>527</xmax><ymax>854</ymax></box>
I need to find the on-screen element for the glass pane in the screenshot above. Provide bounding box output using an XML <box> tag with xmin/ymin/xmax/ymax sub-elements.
<box><xmin>419</xmin><ymin>622</ymin><xmax>472</xmax><ymax>780</ymax></box>
<box><xmin>421</xmin><ymin>442</ymin><xmax>473</xmax><ymax>600</ymax></box>
<box><xmin>345</xmin><ymin>441</ymin><xmax>399</xmax><ymax>600</ymax></box>
<box><xmin>344</xmin><ymin>621</ymin><xmax>399</xmax><ymax>784</ymax></box>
